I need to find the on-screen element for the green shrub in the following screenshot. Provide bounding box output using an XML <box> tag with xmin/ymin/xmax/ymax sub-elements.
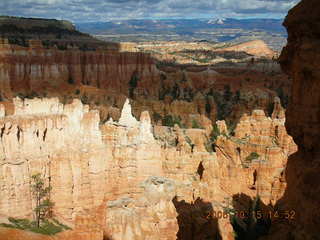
<box><xmin>185</xmin><ymin>136</ymin><xmax>195</xmax><ymax>152</ymax></box>
<box><xmin>210</xmin><ymin>123</ymin><xmax>221</xmax><ymax>142</ymax></box>
<box><xmin>245</xmin><ymin>152</ymin><xmax>260</xmax><ymax>162</ymax></box>
<box><xmin>234</xmin><ymin>90</ymin><xmax>241</xmax><ymax>102</ymax></box>
<box><xmin>42</xmin><ymin>40</ymin><xmax>52</xmax><ymax>48</ymax></box>
<box><xmin>210</xmin><ymin>90</ymin><xmax>232</xmax><ymax>120</ymax></box>
<box><xmin>223</xmin><ymin>85</ymin><xmax>232</xmax><ymax>101</ymax></box>
<box><xmin>0</xmin><ymin>218</ymin><xmax>71</xmax><ymax>236</ymax></box>
<box><xmin>80</xmin><ymin>94</ymin><xmax>89</xmax><ymax>104</ymax></box>
<box><xmin>16</xmin><ymin>91</ymin><xmax>39</xmax><ymax>100</ymax></box>
<box><xmin>75</xmin><ymin>89</ymin><xmax>80</xmax><ymax>95</ymax></box>
<box><xmin>205</xmin><ymin>102</ymin><xmax>211</xmax><ymax>115</ymax></box>
<box><xmin>205</xmin><ymin>142</ymin><xmax>214</xmax><ymax>153</ymax></box>
<box><xmin>162</xmin><ymin>115</ymin><xmax>174</xmax><ymax>127</ymax></box>
<box><xmin>226</xmin><ymin>121</ymin><xmax>237</xmax><ymax>136</ymax></box>
<box><xmin>129</xmin><ymin>72</ymin><xmax>139</xmax><ymax>98</ymax></box>
<box><xmin>17</xmin><ymin>93</ymin><xmax>25</xmax><ymax>99</ymax></box>
<box><xmin>57</xmin><ymin>45</ymin><xmax>67</xmax><ymax>51</ymax></box>
<box><xmin>191</xmin><ymin>119</ymin><xmax>203</xmax><ymax>129</ymax></box>
<box><xmin>267</xmin><ymin>101</ymin><xmax>274</xmax><ymax>116</ymax></box>
<box><xmin>25</xmin><ymin>91</ymin><xmax>39</xmax><ymax>99</ymax></box>
<box><xmin>183</xmin><ymin>87</ymin><xmax>194</xmax><ymax>102</ymax></box>
<box><xmin>185</xmin><ymin>136</ymin><xmax>193</xmax><ymax>147</ymax></box>
<box><xmin>153</xmin><ymin>112</ymin><xmax>162</xmax><ymax>123</ymax></box>
<box><xmin>158</xmin><ymin>88</ymin><xmax>170</xmax><ymax>100</ymax></box>
<box><xmin>162</xmin><ymin>115</ymin><xmax>182</xmax><ymax>127</ymax></box>
<box><xmin>171</xmin><ymin>83</ymin><xmax>180</xmax><ymax>99</ymax></box>
<box><xmin>8</xmin><ymin>36</ymin><xmax>29</xmax><ymax>47</ymax></box>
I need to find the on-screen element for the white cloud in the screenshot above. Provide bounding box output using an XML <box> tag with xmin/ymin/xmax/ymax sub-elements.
<box><xmin>0</xmin><ymin>0</ymin><xmax>301</xmax><ymax>22</ymax></box>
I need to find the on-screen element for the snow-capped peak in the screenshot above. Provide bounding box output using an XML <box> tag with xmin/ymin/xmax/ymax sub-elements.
<box><xmin>207</xmin><ymin>18</ymin><xmax>226</xmax><ymax>25</ymax></box>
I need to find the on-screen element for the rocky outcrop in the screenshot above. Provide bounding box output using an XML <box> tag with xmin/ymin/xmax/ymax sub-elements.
<box><xmin>0</xmin><ymin>97</ymin><xmax>105</xmax><ymax>223</ymax></box>
<box><xmin>118</xmin><ymin>99</ymin><xmax>139</xmax><ymax>127</ymax></box>
<box><xmin>0</xmin><ymin>96</ymin><xmax>297</xmax><ymax>240</ymax></box>
<box><xmin>105</xmin><ymin>177</ymin><xmax>178</xmax><ymax>240</ymax></box>
<box><xmin>0</xmin><ymin>16</ymin><xmax>115</xmax><ymax>51</ymax></box>
<box><xmin>0</xmin><ymin>97</ymin><xmax>179</xmax><ymax>240</ymax></box>
<box><xmin>215</xmin><ymin>104</ymin><xmax>296</xmax><ymax>205</ymax></box>
<box><xmin>0</xmin><ymin>16</ymin><xmax>75</xmax><ymax>31</ymax></box>
<box><xmin>263</xmin><ymin>0</ymin><xmax>320</xmax><ymax>239</ymax></box>
<box><xmin>223</xmin><ymin>40</ymin><xmax>276</xmax><ymax>58</ymax></box>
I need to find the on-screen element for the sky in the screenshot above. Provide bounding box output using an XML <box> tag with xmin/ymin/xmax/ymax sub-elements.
<box><xmin>0</xmin><ymin>0</ymin><xmax>300</xmax><ymax>22</ymax></box>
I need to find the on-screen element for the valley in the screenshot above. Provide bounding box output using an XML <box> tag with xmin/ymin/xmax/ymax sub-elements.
<box><xmin>77</xmin><ymin>18</ymin><xmax>287</xmax><ymax>51</ymax></box>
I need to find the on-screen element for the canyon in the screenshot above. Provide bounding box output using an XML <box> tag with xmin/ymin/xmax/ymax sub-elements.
<box><xmin>0</xmin><ymin>95</ymin><xmax>296</xmax><ymax>240</ymax></box>
<box><xmin>0</xmin><ymin>1</ymin><xmax>317</xmax><ymax>238</ymax></box>
<box><xmin>0</xmin><ymin>36</ymin><xmax>290</xmax><ymax>130</ymax></box>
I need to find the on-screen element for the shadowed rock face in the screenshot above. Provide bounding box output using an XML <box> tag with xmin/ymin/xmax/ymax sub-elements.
<box><xmin>0</xmin><ymin>16</ymin><xmax>117</xmax><ymax>50</ymax></box>
<box><xmin>280</xmin><ymin>0</ymin><xmax>320</xmax><ymax>152</ymax></box>
<box><xmin>0</xmin><ymin>16</ymin><xmax>75</xmax><ymax>31</ymax></box>
<box><xmin>173</xmin><ymin>197</ymin><xmax>222</xmax><ymax>240</ymax></box>
<box><xmin>263</xmin><ymin>0</ymin><xmax>320</xmax><ymax>239</ymax></box>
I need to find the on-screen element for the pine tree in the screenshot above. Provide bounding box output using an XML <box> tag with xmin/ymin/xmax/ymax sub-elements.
<box><xmin>31</xmin><ymin>173</ymin><xmax>54</xmax><ymax>228</ymax></box>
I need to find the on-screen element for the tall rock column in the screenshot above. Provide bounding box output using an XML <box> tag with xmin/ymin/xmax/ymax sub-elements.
<box><xmin>265</xmin><ymin>0</ymin><xmax>320</xmax><ymax>239</ymax></box>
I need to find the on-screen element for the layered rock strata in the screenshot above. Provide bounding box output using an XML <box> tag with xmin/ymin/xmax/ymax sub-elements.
<box><xmin>0</xmin><ymin>96</ymin><xmax>296</xmax><ymax>240</ymax></box>
<box><xmin>0</xmin><ymin>40</ymin><xmax>160</xmax><ymax>99</ymax></box>
<box><xmin>0</xmin><ymin>39</ymin><xmax>291</xmax><ymax>130</ymax></box>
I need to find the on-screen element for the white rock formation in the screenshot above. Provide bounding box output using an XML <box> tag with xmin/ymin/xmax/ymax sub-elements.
<box><xmin>139</xmin><ymin>111</ymin><xmax>154</xmax><ymax>143</ymax></box>
<box><xmin>118</xmin><ymin>99</ymin><xmax>139</xmax><ymax>127</ymax></box>
<box><xmin>0</xmin><ymin>104</ymin><xmax>4</xmax><ymax>117</ymax></box>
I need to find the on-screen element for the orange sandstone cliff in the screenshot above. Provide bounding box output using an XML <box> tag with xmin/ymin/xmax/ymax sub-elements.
<box><xmin>0</xmin><ymin>39</ymin><xmax>160</xmax><ymax>98</ymax></box>
<box><xmin>0</xmin><ymin>95</ymin><xmax>296</xmax><ymax>240</ymax></box>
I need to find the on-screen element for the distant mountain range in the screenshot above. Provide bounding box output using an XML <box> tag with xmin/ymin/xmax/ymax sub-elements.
<box><xmin>75</xmin><ymin>18</ymin><xmax>287</xmax><ymax>51</ymax></box>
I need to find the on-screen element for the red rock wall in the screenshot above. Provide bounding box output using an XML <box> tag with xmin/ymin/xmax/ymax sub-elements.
<box><xmin>0</xmin><ymin>42</ymin><xmax>161</xmax><ymax>98</ymax></box>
